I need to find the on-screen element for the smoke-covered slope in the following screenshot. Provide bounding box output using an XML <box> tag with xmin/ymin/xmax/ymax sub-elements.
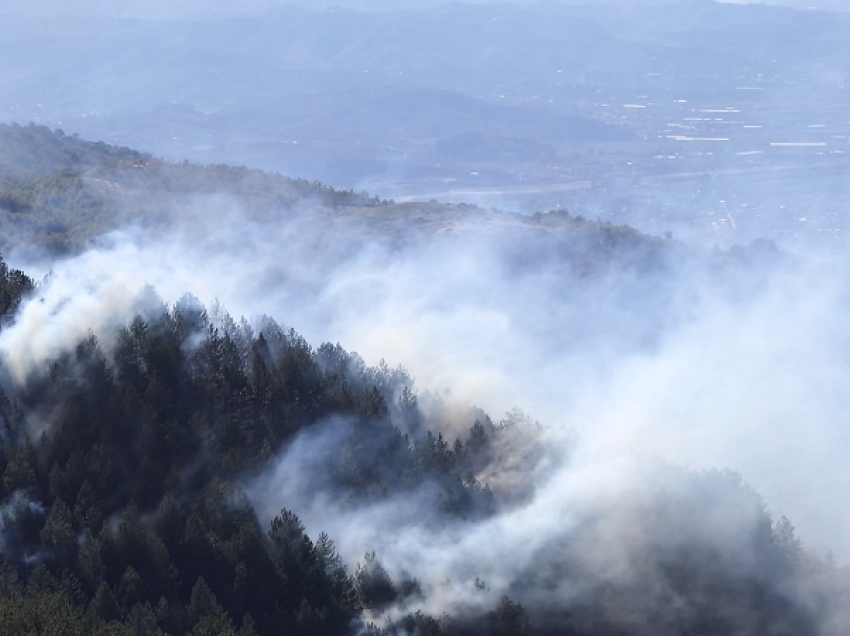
<box><xmin>0</xmin><ymin>123</ymin><xmax>674</xmax><ymax>270</ymax></box>
<box><xmin>1</xmin><ymin>129</ymin><xmax>849</xmax><ymax>635</ymax></box>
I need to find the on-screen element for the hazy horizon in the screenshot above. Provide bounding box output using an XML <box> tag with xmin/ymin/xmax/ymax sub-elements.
<box><xmin>0</xmin><ymin>1</ymin><xmax>848</xmax><ymax>633</ymax></box>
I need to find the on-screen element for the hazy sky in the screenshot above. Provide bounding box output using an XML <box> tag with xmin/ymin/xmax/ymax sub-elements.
<box><xmin>2</xmin><ymin>0</ymin><xmax>846</xmax><ymax>17</ymax></box>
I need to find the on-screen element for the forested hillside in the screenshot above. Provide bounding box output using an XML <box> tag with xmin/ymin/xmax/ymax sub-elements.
<box><xmin>0</xmin><ymin>123</ymin><xmax>383</xmax><ymax>253</ymax></box>
<box><xmin>0</xmin><ymin>253</ymin><xmax>846</xmax><ymax>635</ymax></box>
